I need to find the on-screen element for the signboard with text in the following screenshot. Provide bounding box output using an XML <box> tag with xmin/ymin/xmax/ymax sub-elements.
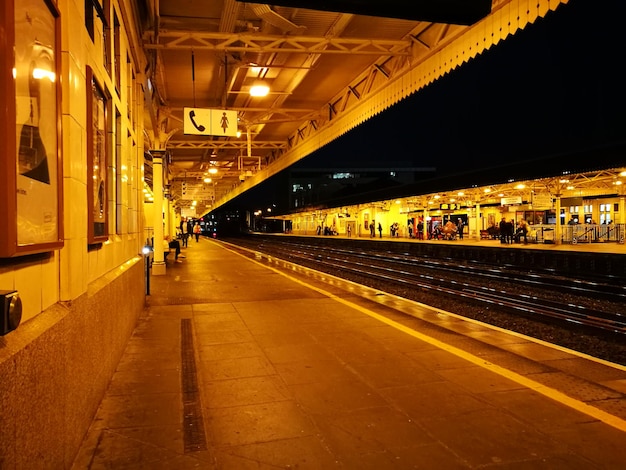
<box><xmin>501</xmin><ymin>196</ymin><xmax>522</xmax><ymax>206</ymax></box>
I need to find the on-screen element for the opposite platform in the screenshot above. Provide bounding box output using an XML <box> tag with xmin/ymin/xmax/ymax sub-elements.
<box><xmin>72</xmin><ymin>236</ymin><xmax>626</xmax><ymax>469</ymax></box>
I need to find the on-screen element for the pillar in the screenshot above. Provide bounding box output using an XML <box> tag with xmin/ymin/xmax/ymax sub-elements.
<box><xmin>152</xmin><ymin>152</ymin><xmax>167</xmax><ymax>275</ymax></box>
<box><xmin>554</xmin><ymin>194</ymin><xmax>562</xmax><ymax>245</ymax></box>
<box><xmin>474</xmin><ymin>202</ymin><xmax>482</xmax><ymax>241</ymax></box>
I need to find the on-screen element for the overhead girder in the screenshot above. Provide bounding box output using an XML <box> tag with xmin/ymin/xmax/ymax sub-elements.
<box><xmin>144</xmin><ymin>31</ymin><xmax>413</xmax><ymax>56</ymax></box>
<box><xmin>167</xmin><ymin>140</ymin><xmax>287</xmax><ymax>150</ymax></box>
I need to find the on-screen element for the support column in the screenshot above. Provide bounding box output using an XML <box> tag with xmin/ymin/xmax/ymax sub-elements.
<box><xmin>152</xmin><ymin>152</ymin><xmax>167</xmax><ymax>275</ymax></box>
<box><xmin>577</xmin><ymin>204</ymin><xmax>585</xmax><ymax>224</ymax></box>
<box><xmin>618</xmin><ymin>193</ymin><xmax>625</xmax><ymax>244</ymax></box>
<box><xmin>554</xmin><ymin>194</ymin><xmax>562</xmax><ymax>245</ymax></box>
<box><xmin>474</xmin><ymin>202</ymin><xmax>482</xmax><ymax>241</ymax></box>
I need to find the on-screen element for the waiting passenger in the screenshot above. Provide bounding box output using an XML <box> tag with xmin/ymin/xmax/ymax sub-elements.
<box><xmin>515</xmin><ymin>219</ymin><xmax>528</xmax><ymax>244</ymax></box>
<box><xmin>506</xmin><ymin>219</ymin><xmax>515</xmax><ymax>244</ymax></box>
<box><xmin>499</xmin><ymin>217</ymin><xmax>508</xmax><ymax>244</ymax></box>
<box><xmin>456</xmin><ymin>218</ymin><xmax>464</xmax><ymax>240</ymax></box>
<box><xmin>417</xmin><ymin>221</ymin><xmax>424</xmax><ymax>240</ymax></box>
<box><xmin>164</xmin><ymin>235</ymin><xmax>184</xmax><ymax>263</ymax></box>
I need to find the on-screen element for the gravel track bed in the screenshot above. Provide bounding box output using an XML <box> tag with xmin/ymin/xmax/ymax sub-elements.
<box><xmin>226</xmin><ymin>238</ymin><xmax>626</xmax><ymax>366</ymax></box>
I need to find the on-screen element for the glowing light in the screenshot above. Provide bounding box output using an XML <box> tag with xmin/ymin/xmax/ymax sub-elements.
<box><xmin>203</xmin><ymin>177</ymin><xmax>212</xmax><ymax>183</ymax></box>
<box><xmin>249</xmin><ymin>82</ymin><xmax>270</xmax><ymax>97</ymax></box>
<box><xmin>208</xmin><ymin>168</ymin><xmax>218</xmax><ymax>174</ymax></box>
<box><xmin>32</xmin><ymin>68</ymin><xmax>56</xmax><ymax>82</ymax></box>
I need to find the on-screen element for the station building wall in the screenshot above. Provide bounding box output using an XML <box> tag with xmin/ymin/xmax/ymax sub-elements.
<box><xmin>0</xmin><ymin>1</ymin><xmax>147</xmax><ymax>467</ymax></box>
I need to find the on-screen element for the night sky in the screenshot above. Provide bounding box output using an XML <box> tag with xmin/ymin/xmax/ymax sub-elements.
<box><xmin>221</xmin><ymin>0</ymin><xmax>626</xmax><ymax>214</ymax></box>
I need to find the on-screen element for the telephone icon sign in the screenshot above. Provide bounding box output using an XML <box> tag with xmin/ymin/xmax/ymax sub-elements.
<box><xmin>189</xmin><ymin>110</ymin><xmax>206</xmax><ymax>132</ymax></box>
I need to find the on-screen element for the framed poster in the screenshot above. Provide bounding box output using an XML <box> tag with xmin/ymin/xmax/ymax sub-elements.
<box><xmin>0</xmin><ymin>0</ymin><xmax>63</xmax><ymax>257</ymax></box>
<box><xmin>86</xmin><ymin>66</ymin><xmax>109</xmax><ymax>243</ymax></box>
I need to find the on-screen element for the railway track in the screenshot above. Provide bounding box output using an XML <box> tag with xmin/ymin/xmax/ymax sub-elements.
<box><xmin>222</xmin><ymin>235</ymin><xmax>626</xmax><ymax>338</ymax></box>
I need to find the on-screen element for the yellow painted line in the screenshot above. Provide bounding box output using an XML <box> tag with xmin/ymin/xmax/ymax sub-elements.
<box><xmin>219</xmin><ymin>241</ymin><xmax>626</xmax><ymax>433</ymax></box>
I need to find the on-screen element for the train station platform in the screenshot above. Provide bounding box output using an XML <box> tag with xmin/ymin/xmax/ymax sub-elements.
<box><xmin>72</xmin><ymin>236</ymin><xmax>626</xmax><ymax>468</ymax></box>
<box><xmin>282</xmin><ymin>231</ymin><xmax>626</xmax><ymax>254</ymax></box>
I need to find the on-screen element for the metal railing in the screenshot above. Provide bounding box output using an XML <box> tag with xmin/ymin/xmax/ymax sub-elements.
<box><xmin>531</xmin><ymin>224</ymin><xmax>625</xmax><ymax>244</ymax></box>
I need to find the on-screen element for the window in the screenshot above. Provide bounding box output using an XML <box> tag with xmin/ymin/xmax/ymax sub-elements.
<box><xmin>87</xmin><ymin>66</ymin><xmax>110</xmax><ymax>243</ymax></box>
<box><xmin>85</xmin><ymin>0</ymin><xmax>106</xmax><ymax>43</ymax></box>
<box><xmin>114</xmin><ymin>11</ymin><xmax>121</xmax><ymax>93</ymax></box>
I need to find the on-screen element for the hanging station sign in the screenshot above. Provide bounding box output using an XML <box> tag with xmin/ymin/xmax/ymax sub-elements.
<box><xmin>183</xmin><ymin>108</ymin><xmax>238</xmax><ymax>136</ymax></box>
<box><xmin>501</xmin><ymin>196</ymin><xmax>522</xmax><ymax>206</ymax></box>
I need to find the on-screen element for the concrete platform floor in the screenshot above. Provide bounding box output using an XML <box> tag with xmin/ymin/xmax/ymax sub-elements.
<box><xmin>72</xmin><ymin>236</ymin><xmax>626</xmax><ymax>469</ymax></box>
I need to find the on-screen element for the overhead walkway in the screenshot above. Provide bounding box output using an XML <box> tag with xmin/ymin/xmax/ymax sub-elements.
<box><xmin>72</xmin><ymin>236</ymin><xmax>626</xmax><ymax>468</ymax></box>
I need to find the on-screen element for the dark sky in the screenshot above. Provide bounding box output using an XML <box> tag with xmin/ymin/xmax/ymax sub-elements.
<box><xmin>222</xmin><ymin>0</ymin><xmax>626</xmax><ymax>214</ymax></box>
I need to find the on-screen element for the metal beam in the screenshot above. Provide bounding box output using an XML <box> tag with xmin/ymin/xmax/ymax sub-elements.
<box><xmin>144</xmin><ymin>31</ymin><xmax>412</xmax><ymax>56</ymax></box>
<box><xmin>167</xmin><ymin>140</ymin><xmax>287</xmax><ymax>150</ymax></box>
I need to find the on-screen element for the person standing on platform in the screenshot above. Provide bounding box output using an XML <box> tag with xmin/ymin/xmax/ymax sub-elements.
<box><xmin>187</xmin><ymin>219</ymin><xmax>194</xmax><ymax>239</ymax></box>
<box><xmin>193</xmin><ymin>222</ymin><xmax>201</xmax><ymax>242</ymax></box>
<box><xmin>457</xmin><ymin>218</ymin><xmax>464</xmax><ymax>240</ymax></box>
<box><xmin>370</xmin><ymin>221</ymin><xmax>376</xmax><ymax>238</ymax></box>
<box><xmin>347</xmin><ymin>224</ymin><xmax>351</xmax><ymax>237</ymax></box>
<box><xmin>506</xmin><ymin>219</ymin><xmax>515</xmax><ymax>244</ymax></box>
<box><xmin>180</xmin><ymin>218</ymin><xmax>189</xmax><ymax>247</ymax></box>
<box><xmin>378</xmin><ymin>222</ymin><xmax>383</xmax><ymax>238</ymax></box>
<box><xmin>499</xmin><ymin>217</ymin><xmax>508</xmax><ymax>244</ymax></box>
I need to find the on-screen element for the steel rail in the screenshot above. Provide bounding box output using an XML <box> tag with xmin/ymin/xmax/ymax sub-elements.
<box><xmin>243</xmin><ymin>239</ymin><xmax>626</xmax><ymax>335</ymax></box>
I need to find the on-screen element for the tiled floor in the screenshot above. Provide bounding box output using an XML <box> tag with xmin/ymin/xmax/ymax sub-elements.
<box><xmin>72</xmin><ymin>237</ymin><xmax>626</xmax><ymax>469</ymax></box>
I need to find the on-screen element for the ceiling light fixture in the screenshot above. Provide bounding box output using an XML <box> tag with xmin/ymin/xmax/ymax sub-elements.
<box><xmin>249</xmin><ymin>81</ymin><xmax>270</xmax><ymax>97</ymax></box>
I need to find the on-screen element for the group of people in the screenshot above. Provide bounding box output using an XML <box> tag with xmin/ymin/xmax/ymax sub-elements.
<box><xmin>369</xmin><ymin>221</ymin><xmax>383</xmax><ymax>238</ymax></box>
<box><xmin>162</xmin><ymin>218</ymin><xmax>202</xmax><ymax>263</ymax></box>
<box><xmin>499</xmin><ymin>217</ymin><xmax>528</xmax><ymax>244</ymax></box>
<box><xmin>180</xmin><ymin>218</ymin><xmax>202</xmax><ymax>246</ymax></box>
<box><xmin>425</xmin><ymin>218</ymin><xmax>464</xmax><ymax>240</ymax></box>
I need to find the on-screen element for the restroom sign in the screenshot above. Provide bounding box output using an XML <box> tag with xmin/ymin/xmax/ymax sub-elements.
<box><xmin>183</xmin><ymin>108</ymin><xmax>238</xmax><ymax>136</ymax></box>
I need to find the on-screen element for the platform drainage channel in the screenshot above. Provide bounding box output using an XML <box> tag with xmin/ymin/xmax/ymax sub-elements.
<box><xmin>181</xmin><ymin>318</ymin><xmax>208</xmax><ymax>452</ymax></box>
